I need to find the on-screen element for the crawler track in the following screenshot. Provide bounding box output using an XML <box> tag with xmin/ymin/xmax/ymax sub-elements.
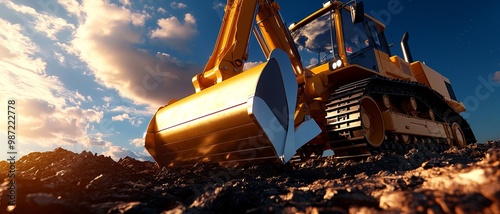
<box><xmin>325</xmin><ymin>76</ymin><xmax>476</xmax><ymax>158</ymax></box>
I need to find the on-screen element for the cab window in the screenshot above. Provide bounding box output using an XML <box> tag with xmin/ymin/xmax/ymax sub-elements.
<box><xmin>292</xmin><ymin>10</ymin><xmax>337</xmax><ymax>68</ymax></box>
<box><xmin>366</xmin><ymin>19</ymin><xmax>391</xmax><ymax>54</ymax></box>
<box><xmin>341</xmin><ymin>9</ymin><xmax>369</xmax><ymax>56</ymax></box>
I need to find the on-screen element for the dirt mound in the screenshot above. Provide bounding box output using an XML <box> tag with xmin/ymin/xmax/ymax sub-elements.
<box><xmin>1</xmin><ymin>142</ymin><xmax>499</xmax><ymax>213</ymax></box>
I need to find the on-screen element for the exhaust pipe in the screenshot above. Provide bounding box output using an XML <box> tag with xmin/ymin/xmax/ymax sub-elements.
<box><xmin>401</xmin><ymin>32</ymin><xmax>413</xmax><ymax>63</ymax></box>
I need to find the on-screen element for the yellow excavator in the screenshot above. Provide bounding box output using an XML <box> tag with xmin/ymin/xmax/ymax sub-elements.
<box><xmin>144</xmin><ymin>0</ymin><xmax>476</xmax><ymax>167</ymax></box>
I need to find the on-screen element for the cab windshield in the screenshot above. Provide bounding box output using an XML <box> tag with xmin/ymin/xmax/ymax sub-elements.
<box><xmin>291</xmin><ymin>10</ymin><xmax>337</xmax><ymax>69</ymax></box>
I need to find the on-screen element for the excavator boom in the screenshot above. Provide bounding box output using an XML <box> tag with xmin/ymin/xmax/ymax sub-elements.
<box><xmin>193</xmin><ymin>0</ymin><xmax>305</xmax><ymax>92</ymax></box>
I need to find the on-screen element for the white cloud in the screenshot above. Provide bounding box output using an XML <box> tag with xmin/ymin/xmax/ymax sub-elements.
<box><xmin>111</xmin><ymin>113</ymin><xmax>144</xmax><ymax>126</ymax></box>
<box><xmin>69</xmin><ymin>0</ymin><xmax>199</xmax><ymax>107</ymax></box>
<box><xmin>0</xmin><ymin>16</ymin><xmax>104</xmax><ymax>157</ymax></box>
<box><xmin>212</xmin><ymin>2</ymin><xmax>225</xmax><ymax>10</ymax></box>
<box><xmin>110</xmin><ymin>105</ymin><xmax>154</xmax><ymax>116</ymax></box>
<box><xmin>120</xmin><ymin>0</ymin><xmax>131</xmax><ymax>6</ymax></box>
<box><xmin>102</xmin><ymin>142</ymin><xmax>152</xmax><ymax>161</ymax></box>
<box><xmin>111</xmin><ymin>114</ymin><xmax>144</xmax><ymax>126</ymax></box>
<box><xmin>0</xmin><ymin>18</ymin><xmax>46</xmax><ymax>75</ymax></box>
<box><xmin>112</xmin><ymin>113</ymin><xmax>131</xmax><ymax>121</ymax></box>
<box><xmin>150</xmin><ymin>13</ymin><xmax>197</xmax><ymax>50</ymax></box>
<box><xmin>243</xmin><ymin>61</ymin><xmax>263</xmax><ymax>71</ymax></box>
<box><xmin>54</xmin><ymin>52</ymin><xmax>66</xmax><ymax>64</ymax></box>
<box><xmin>56</xmin><ymin>41</ymin><xmax>79</xmax><ymax>56</ymax></box>
<box><xmin>130</xmin><ymin>12</ymin><xmax>148</xmax><ymax>26</ymax></box>
<box><xmin>157</xmin><ymin>7</ymin><xmax>167</xmax><ymax>14</ymax></box>
<box><xmin>0</xmin><ymin>0</ymin><xmax>203</xmax><ymax>161</ymax></box>
<box><xmin>170</xmin><ymin>2</ymin><xmax>188</xmax><ymax>9</ymax></box>
<box><xmin>75</xmin><ymin>91</ymin><xmax>86</xmax><ymax>101</ymax></box>
<box><xmin>2</xmin><ymin>0</ymin><xmax>75</xmax><ymax>40</ymax></box>
<box><xmin>129</xmin><ymin>138</ymin><xmax>144</xmax><ymax>147</ymax></box>
<box><xmin>0</xmin><ymin>18</ymin><xmax>66</xmax><ymax>107</ymax></box>
<box><xmin>81</xmin><ymin>133</ymin><xmax>110</xmax><ymax>147</ymax></box>
<box><xmin>14</xmin><ymin>99</ymin><xmax>104</xmax><ymax>148</ymax></box>
<box><xmin>57</xmin><ymin>0</ymin><xmax>83</xmax><ymax>19</ymax></box>
<box><xmin>493</xmin><ymin>71</ymin><xmax>500</xmax><ymax>83</ymax></box>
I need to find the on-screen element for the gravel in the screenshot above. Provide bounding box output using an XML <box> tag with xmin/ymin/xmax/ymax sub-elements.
<box><xmin>1</xmin><ymin>141</ymin><xmax>499</xmax><ymax>213</ymax></box>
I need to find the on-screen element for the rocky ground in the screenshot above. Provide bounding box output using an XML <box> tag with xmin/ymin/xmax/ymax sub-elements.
<box><xmin>0</xmin><ymin>141</ymin><xmax>499</xmax><ymax>214</ymax></box>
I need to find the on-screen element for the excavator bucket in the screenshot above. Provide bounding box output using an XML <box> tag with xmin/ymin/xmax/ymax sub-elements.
<box><xmin>145</xmin><ymin>50</ymin><xmax>321</xmax><ymax>167</ymax></box>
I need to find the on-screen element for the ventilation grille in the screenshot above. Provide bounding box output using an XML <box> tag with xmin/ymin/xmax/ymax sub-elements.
<box><xmin>398</xmin><ymin>58</ymin><xmax>412</xmax><ymax>76</ymax></box>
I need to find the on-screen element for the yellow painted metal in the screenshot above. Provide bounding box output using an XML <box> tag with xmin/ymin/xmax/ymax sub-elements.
<box><xmin>360</xmin><ymin>96</ymin><xmax>385</xmax><ymax>147</ymax></box>
<box><xmin>255</xmin><ymin>0</ymin><xmax>305</xmax><ymax>77</ymax></box>
<box><xmin>147</xmin><ymin>62</ymin><xmax>279</xmax><ymax>166</ymax></box>
<box><xmin>333</xmin><ymin>3</ymin><xmax>348</xmax><ymax>66</ymax></box>
<box><xmin>410</xmin><ymin>61</ymin><xmax>466</xmax><ymax>113</ymax></box>
<box><xmin>193</xmin><ymin>0</ymin><xmax>307</xmax><ymax>92</ymax></box>
<box><xmin>381</xmin><ymin>111</ymin><xmax>450</xmax><ymax>139</ymax></box>
<box><xmin>411</xmin><ymin>62</ymin><xmax>450</xmax><ymax>99</ymax></box>
<box><xmin>451</xmin><ymin>122</ymin><xmax>466</xmax><ymax>147</ymax></box>
<box><xmin>446</xmin><ymin>99</ymin><xmax>466</xmax><ymax>113</ymax></box>
<box><xmin>193</xmin><ymin>0</ymin><xmax>257</xmax><ymax>92</ymax></box>
<box><xmin>145</xmin><ymin>49</ymin><xmax>321</xmax><ymax>167</ymax></box>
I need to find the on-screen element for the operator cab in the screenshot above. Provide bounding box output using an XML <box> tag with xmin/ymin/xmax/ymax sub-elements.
<box><xmin>290</xmin><ymin>1</ymin><xmax>390</xmax><ymax>72</ymax></box>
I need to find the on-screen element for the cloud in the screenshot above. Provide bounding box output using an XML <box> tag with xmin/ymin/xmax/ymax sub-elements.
<box><xmin>170</xmin><ymin>2</ymin><xmax>188</xmax><ymax>9</ymax></box>
<box><xmin>112</xmin><ymin>113</ymin><xmax>131</xmax><ymax>121</ymax></box>
<box><xmin>102</xmin><ymin>142</ymin><xmax>152</xmax><ymax>161</ymax></box>
<box><xmin>0</xmin><ymin>15</ymin><xmax>104</xmax><ymax>157</ymax></box>
<box><xmin>81</xmin><ymin>133</ymin><xmax>110</xmax><ymax>147</ymax></box>
<box><xmin>0</xmin><ymin>18</ymin><xmax>79</xmax><ymax>108</ymax></box>
<box><xmin>69</xmin><ymin>0</ymin><xmax>200</xmax><ymax>107</ymax></box>
<box><xmin>129</xmin><ymin>138</ymin><xmax>144</xmax><ymax>147</ymax></box>
<box><xmin>243</xmin><ymin>61</ymin><xmax>263</xmax><ymax>71</ymax></box>
<box><xmin>493</xmin><ymin>71</ymin><xmax>500</xmax><ymax>83</ymax></box>
<box><xmin>17</xmin><ymin>99</ymin><xmax>103</xmax><ymax>143</ymax></box>
<box><xmin>1</xmin><ymin>0</ymin><xmax>206</xmax><ymax>162</ymax></box>
<box><xmin>292</xmin><ymin>13</ymin><xmax>331</xmax><ymax>53</ymax></box>
<box><xmin>150</xmin><ymin>13</ymin><xmax>197</xmax><ymax>50</ymax></box>
<box><xmin>157</xmin><ymin>7</ymin><xmax>167</xmax><ymax>14</ymax></box>
<box><xmin>54</xmin><ymin>52</ymin><xmax>66</xmax><ymax>64</ymax></box>
<box><xmin>109</xmin><ymin>105</ymin><xmax>154</xmax><ymax>116</ymax></box>
<box><xmin>119</xmin><ymin>0</ymin><xmax>131</xmax><ymax>6</ymax></box>
<box><xmin>0</xmin><ymin>18</ymin><xmax>46</xmax><ymax>75</ymax></box>
<box><xmin>111</xmin><ymin>113</ymin><xmax>144</xmax><ymax>126</ymax></box>
<box><xmin>57</xmin><ymin>0</ymin><xmax>83</xmax><ymax>19</ymax></box>
<box><xmin>212</xmin><ymin>2</ymin><xmax>225</xmax><ymax>10</ymax></box>
<box><xmin>2</xmin><ymin>0</ymin><xmax>75</xmax><ymax>40</ymax></box>
<box><xmin>130</xmin><ymin>12</ymin><xmax>148</xmax><ymax>26</ymax></box>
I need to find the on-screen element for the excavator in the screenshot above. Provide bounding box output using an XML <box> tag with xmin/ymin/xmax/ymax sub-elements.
<box><xmin>144</xmin><ymin>0</ymin><xmax>476</xmax><ymax>167</ymax></box>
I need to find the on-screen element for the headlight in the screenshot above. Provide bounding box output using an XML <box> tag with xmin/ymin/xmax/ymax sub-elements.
<box><xmin>329</xmin><ymin>59</ymin><xmax>343</xmax><ymax>70</ymax></box>
<box><xmin>336</xmin><ymin>59</ymin><xmax>342</xmax><ymax>68</ymax></box>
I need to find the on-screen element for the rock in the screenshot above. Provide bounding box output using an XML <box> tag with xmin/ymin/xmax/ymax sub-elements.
<box><xmin>0</xmin><ymin>143</ymin><xmax>498</xmax><ymax>213</ymax></box>
<box><xmin>107</xmin><ymin>202</ymin><xmax>156</xmax><ymax>214</ymax></box>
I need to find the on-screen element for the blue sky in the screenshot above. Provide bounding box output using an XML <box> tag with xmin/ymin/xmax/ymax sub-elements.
<box><xmin>1</xmin><ymin>0</ymin><xmax>499</xmax><ymax>161</ymax></box>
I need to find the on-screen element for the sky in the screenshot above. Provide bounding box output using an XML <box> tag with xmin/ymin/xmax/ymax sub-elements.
<box><xmin>1</xmin><ymin>0</ymin><xmax>499</xmax><ymax>161</ymax></box>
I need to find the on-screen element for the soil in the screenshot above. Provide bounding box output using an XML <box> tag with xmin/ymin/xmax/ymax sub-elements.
<box><xmin>0</xmin><ymin>141</ymin><xmax>499</xmax><ymax>214</ymax></box>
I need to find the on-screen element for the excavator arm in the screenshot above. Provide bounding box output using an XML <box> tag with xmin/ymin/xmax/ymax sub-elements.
<box><xmin>192</xmin><ymin>0</ymin><xmax>306</xmax><ymax>92</ymax></box>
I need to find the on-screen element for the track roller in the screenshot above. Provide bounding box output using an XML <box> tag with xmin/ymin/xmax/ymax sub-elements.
<box><xmin>360</xmin><ymin>96</ymin><xmax>385</xmax><ymax>147</ymax></box>
<box><xmin>451</xmin><ymin>122</ymin><xmax>466</xmax><ymax>147</ymax></box>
